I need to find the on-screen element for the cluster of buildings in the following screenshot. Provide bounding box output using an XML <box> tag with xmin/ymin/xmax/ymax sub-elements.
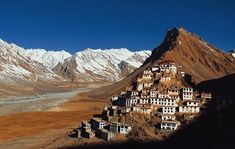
<box><xmin>73</xmin><ymin>116</ymin><xmax>132</xmax><ymax>141</ymax></box>
<box><xmin>110</xmin><ymin>61</ymin><xmax>212</xmax><ymax>131</ymax></box>
<box><xmin>72</xmin><ymin>103</ymin><xmax>132</xmax><ymax>141</ymax></box>
<box><xmin>71</xmin><ymin>60</ymin><xmax>212</xmax><ymax>141</ymax></box>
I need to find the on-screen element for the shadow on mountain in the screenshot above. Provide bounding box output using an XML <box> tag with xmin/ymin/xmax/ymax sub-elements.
<box><xmin>196</xmin><ymin>73</ymin><xmax>235</xmax><ymax>98</ymax></box>
<box><xmin>60</xmin><ymin>74</ymin><xmax>235</xmax><ymax>149</ymax></box>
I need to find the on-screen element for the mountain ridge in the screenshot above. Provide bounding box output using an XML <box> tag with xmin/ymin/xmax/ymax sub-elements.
<box><xmin>0</xmin><ymin>38</ymin><xmax>151</xmax><ymax>83</ymax></box>
<box><xmin>23</xmin><ymin>49</ymin><xmax>72</xmax><ymax>68</ymax></box>
<box><xmin>53</xmin><ymin>48</ymin><xmax>151</xmax><ymax>82</ymax></box>
<box><xmin>0</xmin><ymin>39</ymin><xmax>61</xmax><ymax>83</ymax></box>
<box><xmin>145</xmin><ymin>27</ymin><xmax>235</xmax><ymax>83</ymax></box>
<box><xmin>87</xmin><ymin>27</ymin><xmax>235</xmax><ymax>98</ymax></box>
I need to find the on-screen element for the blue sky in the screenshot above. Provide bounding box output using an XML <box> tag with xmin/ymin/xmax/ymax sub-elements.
<box><xmin>0</xmin><ymin>0</ymin><xmax>234</xmax><ymax>53</ymax></box>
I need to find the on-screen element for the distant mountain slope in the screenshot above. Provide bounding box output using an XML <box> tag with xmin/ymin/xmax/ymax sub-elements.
<box><xmin>53</xmin><ymin>48</ymin><xmax>151</xmax><ymax>82</ymax></box>
<box><xmin>0</xmin><ymin>38</ymin><xmax>151</xmax><ymax>84</ymax></box>
<box><xmin>0</xmin><ymin>39</ymin><xmax>61</xmax><ymax>83</ymax></box>
<box><xmin>88</xmin><ymin>27</ymin><xmax>235</xmax><ymax>98</ymax></box>
<box><xmin>23</xmin><ymin>49</ymin><xmax>72</xmax><ymax>68</ymax></box>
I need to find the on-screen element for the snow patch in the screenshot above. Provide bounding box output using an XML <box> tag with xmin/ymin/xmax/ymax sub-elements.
<box><xmin>2</xmin><ymin>64</ymin><xmax>32</xmax><ymax>77</ymax></box>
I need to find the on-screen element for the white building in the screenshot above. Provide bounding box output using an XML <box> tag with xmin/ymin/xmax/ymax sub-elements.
<box><xmin>161</xmin><ymin>115</ymin><xmax>176</xmax><ymax>121</ymax></box>
<box><xmin>186</xmin><ymin>100</ymin><xmax>199</xmax><ymax>107</ymax></box>
<box><xmin>170</xmin><ymin>95</ymin><xmax>180</xmax><ymax>102</ymax></box>
<box><xmin>160</xmin><ymin>121</ymin><xmax>180</xmax><ymax>131</ymax></box>
<box><xmin>183</xmin><ymin>87</ymin><xmax>193</xmax><ymax>93</ymax></box>
<box><xmin>132</xmin><ymin>104</ymin><xmax>153</xmax><ymax>114</ymax></box>
<box><xmin>178</xmin><ymin>106</ymin><xmax>200</xmax><ymax>113</ymax></box>
<box><xmin>110</xmin><ymin>122</ymin><xmax>132</xmax><ymax>135</ymax></box>
<box><xmin>158</xmin><ymin>93</ymin><xmax>170</xmax><ymax>98</ymax></box>
<box><xmin>149</xmin><ymin>98</ymin><xmax>157</xmax><ymax>105</ymax></box>
<box><xmin>120</xmin><ymin>106</ymin><xmax>131</xmax><ymax>113</ymax></box>
<box><xmin>150</xmin><ymin>90</ymin><xmax>158</xmax><ymax>98</ymax></box>
<box><xmin>182</xmin><ymin>87</ymin><xmax>193</xmax><ymax>100</ymax></box>
<box><xmin>162</xmin><ymin>106</ymin><xmax>176</xmax><ymax>115</ymax></box>
<box><xmin>140</xmin><ymin>89</ymin><xmax>150</xmax><ymax>98</ymax></box>
<box><xmin>126</xmin><ymin>98</ymin><xmax>138</xmax><ymax>106</ymax></box>
<box><xmin>143</xmin><ymin>70</ymin><xmax>153</xmax><ymax>75</ymax></box>
<box><xmin>119</xmin><ymin>124</ymin><xmax>132</xmax><ymax>134</ymax></box>
<box><xmin>152</xmin><ymin>66</ymin><xmax>160</xmax><ymax>72</ymax></box>
<box><xmin>159</xmin><ymin>61</ymin><xmax>177</xmax><ymax>74</ymax></box>
<box><xmin>131</xmin><ymin>91</ymin><xmax>139</xmax><ymax>97</ymax></box>
<box><xmin>133</xmin><ymin>107</ymin><xmax>152</xmax><ymax>114</ymax></box>
<box><xmin>167</xmin><ymin>88</ymin><xmax>180</xmax><ymax>95</ymax></box>
<box><xmin>149</xmin><ymin>98</ymin><xmax>177</xmax><ymax>106</ymax></box>
<box><xmin>142</xmin><ymin>70</ymin><xmax>153</xmax><ymax>80</ymax></box>
<box><xmin>143</xmin><ymin>82</ymin><xmax>153</xmax><ymax>89</ymax></box>
<box><xmin>91</xmin><ymin>118</ymin><xmax>106</xmax><ymax>130</ymax></box>
<box><xmin>126</xmin><ymin>91</ymin><xmax>140</xmax><ymax>99</ymax></box>
<box><xmin>139</xmin><ymin>98</ymin><xmax>149</xmax><ymax>104</ymax></box>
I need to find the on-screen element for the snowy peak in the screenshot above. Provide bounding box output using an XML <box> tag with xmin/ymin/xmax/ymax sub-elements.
<box><xmin>0</xmin><ymin>38</ymin><xmax>61</xmax><ymax>83</ymax></box>
<box><xmin>0</xmin><ymin>38</ymin><xmax>151</xmax><ymax>83</ymax></box>
<box><xmin>53</xmin><ymin>48</ymin><xmax>151</xmax><ymax>82</ymax></box>
<box><xmin>23</xmin><ymin>49</ymin><xmax>72</xmax><ymax>68</ymax></box>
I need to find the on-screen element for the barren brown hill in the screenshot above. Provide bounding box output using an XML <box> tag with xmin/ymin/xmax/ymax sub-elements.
<box><xmin>88</xmin><ymin>27</ymin><xmax>235</xmax><ymax>98</ymax></box>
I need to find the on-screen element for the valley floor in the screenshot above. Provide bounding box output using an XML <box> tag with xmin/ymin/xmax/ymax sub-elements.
<box><xmin>0</xmin><ymin>82</ymin><xmax>112</xmax><ymax>149</ymax></box>
<box><xmin>0</xmin><ymin>90</ymin><xmax>80</xmax><ymax>116</ymax></box>
<box><xmin>0</xmin><ymin>94</ymin><xmax>109</xmax><ymax>149</ymax></box>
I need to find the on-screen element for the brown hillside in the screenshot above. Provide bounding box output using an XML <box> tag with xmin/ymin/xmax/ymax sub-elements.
<box><xmin>146</xmin><ymin>27</ymin><xmax>235</xmax><ymax>83</ymax></box>
<box><xmin>88</xmin><ymin>27</ymin><xmax>235</xmax><ymax>98</ymax></box>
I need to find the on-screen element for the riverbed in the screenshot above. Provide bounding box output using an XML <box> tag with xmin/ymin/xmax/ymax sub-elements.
<box><xmin>0</xmin><ymin>87</ymin><xmax>92</xmax><ymax>116</ymax></box>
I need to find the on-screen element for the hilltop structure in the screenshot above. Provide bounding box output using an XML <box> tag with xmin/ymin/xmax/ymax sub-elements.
<box><xmin>70</xmin><ymin>60</ymin><xmax>212</xmax><ymax>141</ymax></box>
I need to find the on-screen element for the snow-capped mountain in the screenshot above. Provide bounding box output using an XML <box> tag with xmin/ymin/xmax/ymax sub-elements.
<box><xmin>0</xmin><ymin>39</ymin><xmax>61</xmax><ymax>83</ymax></box>
<box><xmin>0</xmin><ymin>38</ymin><xmax>151</xmax><ymax>83</ymax></box>
<box><xmin>53</xmin><ymin>48</ymin><xmax>151</xmax><ymax>82</ymax></box>
<box><xmin>23</xmin><ymin>49</ymin><xmax>72</xmax><ymax>68</ymax></box>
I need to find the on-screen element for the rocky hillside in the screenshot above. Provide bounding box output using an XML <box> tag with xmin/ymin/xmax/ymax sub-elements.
<box><xmin>88</xmin><ymin>27</ymin><xmax>235</xmax><ymax>98</ymax></box>
<box><xmin>144</xmin><ymin>27</ymin><xmax>235</xmax><ymax>83</ymax></box>
<box><xmin>53</xmin><ymin>48</ymin><xmax>151</xmax><ymax>82</ymax></box>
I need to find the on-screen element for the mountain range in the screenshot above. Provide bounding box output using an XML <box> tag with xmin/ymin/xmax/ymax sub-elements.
<box><xmin>0</xmin><ymin>39</ymin><xmax>60</xmax><ymax>83</ymax></box>
<box><xmin>53</xmin><ymin>48</ymin><xmax>151</xmax><ymax>82</ymax></box>
<box><xmin>0</xmin><ymin>39</ymin><xmax>151</xmax><ymax>84</ymax></box>
<box><xmin>0</xmin><ymin>27</ymin><xmax>234</xmax><ymax>88</ymax></box>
